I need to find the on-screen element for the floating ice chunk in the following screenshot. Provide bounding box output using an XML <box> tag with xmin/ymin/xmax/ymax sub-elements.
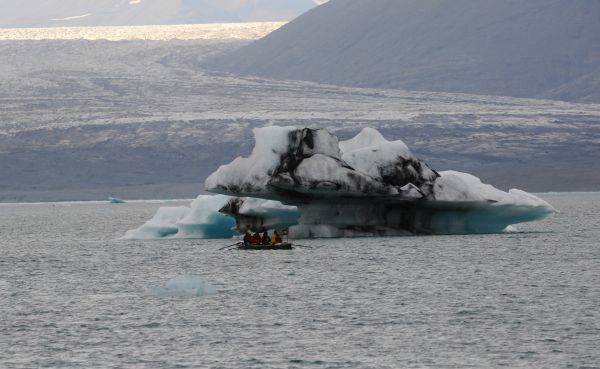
<box><xmin>124</xmin><ymin>195</ymin><xmax>298</xmax><ymax>239</ymax></box>
<box><xmin>204</xmin><ymin>126</ymin><xmax>556</xmax><ymax>236</ymax></box>
<box><xmin>146</xmin><ymin>275</ymin><xmax>217</xmax><ymax>297</ymax></box>
<box><xmin>123</xmin><ymin>206</ymin><xmax>190</xmax><ymax>239</ymax></box>
<box><xmin>123</xmin><ymin>195</ymin><xmax>236</xmax><ymax>240</ymax></box>
<box><xmin>175</xmin><ymin>195</ymin><xmax>237</xmax><ymax>239</ymax></box>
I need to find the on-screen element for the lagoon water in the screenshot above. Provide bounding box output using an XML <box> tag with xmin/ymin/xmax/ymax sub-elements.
<box><xmin>1</xmin><ymin>193</ymin><xmax>599</xmax><ymax>368</ymax></box>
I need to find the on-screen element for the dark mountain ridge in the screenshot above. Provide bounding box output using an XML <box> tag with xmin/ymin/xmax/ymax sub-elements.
<box><xmin>209</xmin><ymin>0</ymin><xmax>600</xmax><ymax>102</ymax></box>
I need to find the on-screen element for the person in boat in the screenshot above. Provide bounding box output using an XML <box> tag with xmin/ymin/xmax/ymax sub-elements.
<box><xmin>261</xmin><ymin>231</ymin><xmax>271</xmax><ymax>245</ymax></box>
<box><xmin>271</xmin><ymin>230</ymin><xmax>283</xmax><ymax>245</ymax></box>
<box><xmin>243</xmin><ymin>231</ymin><xmax>252</xmax><ymax>246</ymax></box>
<box><xmin>251</xmin><ymin>232</ymin><xmax>262</xmax><ymax>245</ymax></box>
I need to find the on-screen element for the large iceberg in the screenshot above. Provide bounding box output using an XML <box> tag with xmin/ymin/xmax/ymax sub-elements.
<box><xmin>204</xmin><ymin>126</ymin><xmax>556</xmax><ymax>237</ymax></box>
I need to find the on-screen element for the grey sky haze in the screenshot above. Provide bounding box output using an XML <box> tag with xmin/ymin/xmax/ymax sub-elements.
<box><xmin>0</xmin><ymin>0</ymin><xmax>324</xmax><ymax>28</ymax></box>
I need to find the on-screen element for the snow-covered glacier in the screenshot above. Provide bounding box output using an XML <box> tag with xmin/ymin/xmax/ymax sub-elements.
<box><xmin>125</xmin><ymin>126</ymin><xmax>555</xmax><ymax>239</ymax></box>
<box><xmin>204</xmin><ymin>126</ymin><xmax>555</xmax><ymax>237</ymax></box>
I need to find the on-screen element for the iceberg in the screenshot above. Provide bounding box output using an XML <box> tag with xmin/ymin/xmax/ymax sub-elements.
<box><xmin>123</xmin><ymin>194</ymin><xmax>299</xmax><ymax>240</ymax></box>
<box><xmin>205</xmin><ymin>126</ymin><xmax>556</xmax><ymax>237</ymax></box>
<box><xmin>123</xmin><ymin>195</ymin><xmax>237</xmax><ymax>239</ymax></box>
<box><xmin>109</xmin><ymin>196</ymin><xmax>126</xmax><ymax>204</ymax></box>
<box><xmin>124</xmin><ymin>126</ymin><xmax>555</xmax><ymax>239</ymax></box>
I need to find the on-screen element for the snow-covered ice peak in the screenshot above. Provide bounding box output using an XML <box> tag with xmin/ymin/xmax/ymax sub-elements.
<box><xmin>339</xmin><ymin>127</ymin><xmax>428</xmax><ymax>183</ymax></box>
<box><xmin>204</xmin><ymin>125</ymin><xmax>297</xmax><ymax>195</ymax></box>
<box><xmin>205</xmin><ymin>126</ymin><xmax>437</xmax><ymax>200</ymax></box>
<box><xmin>339</xmin><ymin>127</ymin><xmax>394</xmax><ymax>155</ymax></box>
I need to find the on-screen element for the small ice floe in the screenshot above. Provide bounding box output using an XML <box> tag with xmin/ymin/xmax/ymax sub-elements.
<box><xmin>109</xmin><ymin>197</ymin><xmax>126</xmax><ymax>204</ymax></box>
<box><xmin>122</xmin><ymin>195</ymin><xmax>239</xmax><ymax>239</ymax></box>
<box><xmin>504</xmin><ymin>225</ymin><xmax>518</xmax><ymax>233</ymax></box>
<box><xmin>146</xmin><ymin>274</ymin><xmax>217</xmax><ymax>297</ymax></box>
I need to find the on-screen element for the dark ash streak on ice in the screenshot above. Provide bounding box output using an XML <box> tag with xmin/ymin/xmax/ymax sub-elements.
<box><xmin>205</xmin><ymin>127</ymin><xmax>556</xmax><ymax>237</ymax></box>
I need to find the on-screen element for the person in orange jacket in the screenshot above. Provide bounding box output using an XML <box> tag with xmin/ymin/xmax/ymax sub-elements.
<box><xmin>271</xmin><ymin>230</ymin><xmax>283</xmax><ymax>245</ymax></box>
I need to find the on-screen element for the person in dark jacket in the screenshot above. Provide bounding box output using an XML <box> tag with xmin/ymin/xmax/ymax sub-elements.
<box><xmin>251</xmin><ymin>232</ymin><xmax>261</xmax><ymax>245</ymax></box>
<box><xmin>261</xmin><ymin>231</ymin><xmax>271</xmax><ymax>245</ymax></box>
<box><xmin>243</xmin><ymin>231</ymin><xmax>252</xmax><ymax>246</ymax></box>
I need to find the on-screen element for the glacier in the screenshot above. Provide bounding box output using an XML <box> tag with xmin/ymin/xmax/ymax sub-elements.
<box><xmin>125</xmin><ymin>127</ymin><xmax>555</xmax><ymax>239</ymax></box>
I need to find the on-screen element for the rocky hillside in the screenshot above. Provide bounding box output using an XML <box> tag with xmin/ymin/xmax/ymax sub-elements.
<box><xmin>210</xmin><ymin>0</ymin><xmax>600</xmax><ymax>102</ymax></box>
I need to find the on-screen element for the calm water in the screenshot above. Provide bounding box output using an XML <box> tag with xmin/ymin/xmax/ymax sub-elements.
<box><xmin>1</xmin><ymin>193</ymin><xmax>599</xmax><ymax>368</ymax></box>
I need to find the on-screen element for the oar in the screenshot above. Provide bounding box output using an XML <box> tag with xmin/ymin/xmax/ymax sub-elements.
<box><xmin>219</xmin><ymin>242</ymin><xmax>241</xmax><ymax>250</ymax></box>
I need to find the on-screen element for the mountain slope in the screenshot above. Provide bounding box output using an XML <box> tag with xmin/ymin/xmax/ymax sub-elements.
<box><xmin>209</xmin><ymin>0</ymin><xmax>600</xmax><ymax>102</ymax></box>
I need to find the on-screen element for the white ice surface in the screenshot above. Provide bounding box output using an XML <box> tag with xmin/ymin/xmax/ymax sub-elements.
<box><xmin>123</xmin><ymin>195</ymin><xmax>235</xmax><ymax>239</ymax></box>
<box><xmin>340</xmin><ymin>127</ymin><xmax>415</xmax><ymax>180</ymax></box>
<box><xmin>204</xmin><ymin>126</ymin><xmax>297</xmax><ymax>194</ymax></box>
<box><xmin>292</xmin><ymin>153</ymin><xmax>391</xmax><ymax>194</ymax></box>
<box><xmin>434</xmin><ymin>171</ymin><xmax>556</xmax><ymax>210</ymax></box>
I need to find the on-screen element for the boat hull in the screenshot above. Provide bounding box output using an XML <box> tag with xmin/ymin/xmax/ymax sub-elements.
<box><xmin>236</xmin><ymin>243</ymin><xmax>293</xmax><ymax>250</ymax></box>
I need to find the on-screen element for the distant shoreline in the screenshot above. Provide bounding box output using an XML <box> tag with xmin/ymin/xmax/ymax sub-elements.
<box><xmin>0</xmin><ymin>192</ymin><xmax>597</xmax><ymax>205</ymax></box>
<box><xmin>0</xmin><ymin>22</ymin><xmax>285</xmax><ymax>41</ymax></box>
<box><xmin>0</xmin><ymin>199</ymin><xmax>193</xmax><ymax>206</ymax></box>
